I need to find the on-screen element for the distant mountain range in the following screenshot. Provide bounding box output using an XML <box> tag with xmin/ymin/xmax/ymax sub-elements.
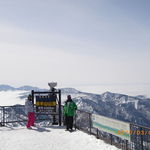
<box><xmin>0</xmin><ymin>84</ymin><xmax>150</xmax><ymax>127</ymax></box>
<box><xmin>60</xmin><ymin>87</ymin><xmax>150</xmax><ymax>127</ymax></box>
<box><xmin>0</xmin><ymin>84</ymin><xmax>45</xmax><ymax>91</ymax></box>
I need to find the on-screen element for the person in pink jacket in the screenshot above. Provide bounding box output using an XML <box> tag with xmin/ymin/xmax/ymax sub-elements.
<box><xmin>25</xmin><ymin>95</ymin><xmax>35</xmax><ymax>129</ymax></box>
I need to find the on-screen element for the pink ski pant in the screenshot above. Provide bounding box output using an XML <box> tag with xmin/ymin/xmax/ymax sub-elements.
<box><xmin>26</xmin><ymin>112</ymin><xmax>35</xmax><ymax>128</ymax></box>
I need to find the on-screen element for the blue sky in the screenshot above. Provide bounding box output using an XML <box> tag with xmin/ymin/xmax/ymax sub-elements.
<box><xmin>0</xmin><ymin>0</ymin><xmax>150</xmax><ymax>88</ymax></box>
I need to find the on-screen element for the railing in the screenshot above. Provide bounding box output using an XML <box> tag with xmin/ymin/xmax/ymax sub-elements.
<box><xmin>130</xmin><ymin>124</ymin><xmax>150</xmax><ymax>150</ymax></box>
<box><xmin>0</xmin><ymin>105</ymin><xmax>60</xmax><ymax>126</ymax></box>
<box><xmin>0</xmin><ymin>105</ymin><xmax>150</xmax><ymax>150</ymax></box>
<box><xmin>75</xmin><ymin>110</ymin><xmax>150</xmax><ymax>150</ymax></box>
<box><xmin>0</xmin><ymin>105</ymin><xmax>26</xmax><ymax>126</ymax></box>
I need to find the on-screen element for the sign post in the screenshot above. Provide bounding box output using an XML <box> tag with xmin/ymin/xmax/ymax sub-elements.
<box><xmin>31</xmin><ymin>82</ymin><xmax>62</xmax><ymax>126</ymax></box>
<box><xmin>92</xmin><ymin>114</ymin><xmax>131</xmax><ymax>141</ymax></box>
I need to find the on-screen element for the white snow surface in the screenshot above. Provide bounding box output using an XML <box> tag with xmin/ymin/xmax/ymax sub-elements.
<box><xmin>0</xmin><ymin>125</ymin><xmax>120</xmax><ymax>150</ymax></box>
<box><xmin>0</xmin><ymin>91</ymin><xmax>26</xmax><ymax>106</ymax></box>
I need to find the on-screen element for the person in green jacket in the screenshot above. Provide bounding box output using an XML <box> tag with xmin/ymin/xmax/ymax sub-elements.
<box><xmin>63</xmin><ymin>95</ymin><xmax>77</xmax><ymax>131</ymax></box>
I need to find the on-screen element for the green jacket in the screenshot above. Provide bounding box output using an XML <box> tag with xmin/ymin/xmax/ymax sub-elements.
<box><xmin>63</xmin><ymin>100</ymin><xmax>77</xmax><ymax>117</ymax></box>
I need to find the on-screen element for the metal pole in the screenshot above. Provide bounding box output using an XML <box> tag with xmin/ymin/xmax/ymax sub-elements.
<box><xmin>140</xmin><ymin>127</ymin><xmax>144</xmax><ymax>150</ymax></box>
<box><xmin>110</xmin><ymin>134</ymin><xmax>113</xmax><ymax>145</ymax></box>
<box><xmin>125</xmin><ymin>140</ymin><xmax>128</xmax><ymax>150</ymax></box>
<box><xmin>89</xmin><ymin>113</ymin><xmax>92</xmax><ymax>134</ymax></box>
<box><xmin>97</xmin><ymin>128</ymin><xmax>99</xmax><ymax>138</ymax></box>
<box><xmin>58</xmin><ymin>90</ymin><xmax>61</xmax><ymax>126</ymax></box>
<box><xmin>2</xmin><ymin>107</ymin><xmax>5</xmax><ymax>126</ymax></box>
<box><xmin>31</xmin><ymin>90</ymin><xmax>34</xmax><ymax>105</ymax></box>
<box><xmin>74</xmin><ymin>114</ymin><xmax>77</xmax><ymax>130</ymax></box>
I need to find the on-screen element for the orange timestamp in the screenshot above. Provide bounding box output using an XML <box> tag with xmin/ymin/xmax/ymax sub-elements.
<box><xmin>117</xmin><ymin>130</ymin><xmax>150</xmax><ymax>135</ymax></box>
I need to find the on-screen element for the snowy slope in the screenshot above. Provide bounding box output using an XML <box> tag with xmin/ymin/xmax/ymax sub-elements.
<box><xmin>0</xmin><ymin>125</ymin><xmax>120</xmax><ymax>150</ymax></box>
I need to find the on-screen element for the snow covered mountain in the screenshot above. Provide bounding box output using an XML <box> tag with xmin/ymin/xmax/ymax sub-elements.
<box><xmin>0</xmin><ymin>85</ymin><xmax>44</xmax><ymax>91</ymax></box>
<box><xmin>0</xmin><ymin>84</ymin><xmax>150</xmax><ymax>127</ymax></box>
<box><xmin>61</xmin><ymin>88</ymin><xmax>150</xmax><ymax>127</ymax></box>
<box><xmin>0</xmin><ymin>85</ymin><xmax>15</xmax><ymax>91</ymax></box>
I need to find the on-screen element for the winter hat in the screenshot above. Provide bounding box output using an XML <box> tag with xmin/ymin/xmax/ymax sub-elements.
<box><xmin>28</xmin><ymin>94</ymin><xmax>32</xmax><ymax>100</ymax></box>
<box><xmin>67</xmin><ymin>95</ymin><xmax>71</xmax><ymax>99</ymax></box>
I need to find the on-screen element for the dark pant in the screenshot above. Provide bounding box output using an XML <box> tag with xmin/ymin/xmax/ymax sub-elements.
<box><xmin>66</xmin><ymin>116</ymin><xmax>73</xmax><ymax>130</ymax></box>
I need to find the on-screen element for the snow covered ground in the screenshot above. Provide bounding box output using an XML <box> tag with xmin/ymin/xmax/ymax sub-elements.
<box><xmin>0</xmin><ymin>125</ymin><xmax>120</xmax><ymax>150</ymax></box>
<box><xmin>0</xmin><ymin>90</ymin><xmax>120</xmax><ymax>150</ymax></box>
